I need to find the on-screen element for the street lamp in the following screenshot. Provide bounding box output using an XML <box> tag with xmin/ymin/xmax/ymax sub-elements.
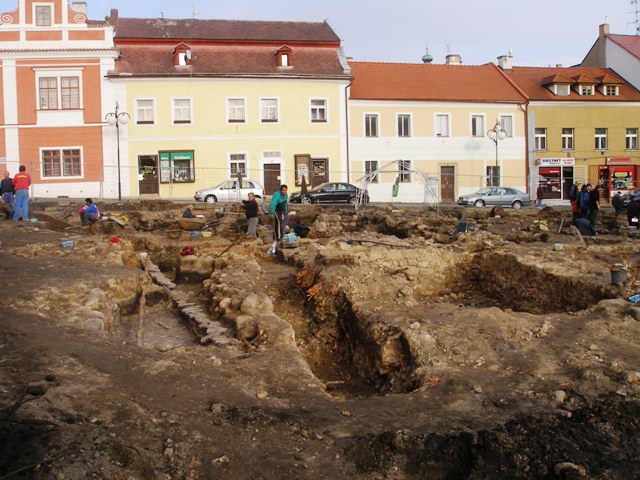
<box><xmin>487</xmin><ymin>120</ymin><xmax>507</xmax><ymax>186</ymax></box>
<box><xmin>105</xmin><ymin>103</ymin><xmax>130</xmax><ymax>201</ymax></box>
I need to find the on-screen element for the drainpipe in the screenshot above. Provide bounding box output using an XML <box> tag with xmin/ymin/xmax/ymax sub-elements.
<box><xmin>519</xmin><ymin>103</ymin><xmax>529</xmax><ymax>194</ymax></box>
<box><xmin>344</xmin><ymin>80</ymin><xmax>352</xmax><ymax>183</ymax></box>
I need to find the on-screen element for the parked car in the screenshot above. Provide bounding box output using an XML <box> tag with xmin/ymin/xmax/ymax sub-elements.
<box><xmin>194</xmin><ymin>179</ymin><xmax>264</xmax><ymax>203</ymax></box>
<box><xmin>457</xmin><ymin>187</ymin><xmax>531</xmax><ymax>209</ymax></box>
<box><xmin>289</xmin><ymin>182</ymin><xmax>369</xmax><ymax>205</ymax></box>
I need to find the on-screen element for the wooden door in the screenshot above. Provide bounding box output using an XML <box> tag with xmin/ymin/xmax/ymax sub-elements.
<box><xmin>264</xmin><ymin>164</ymin><xmax>281</xmax><ymax>195</ymax></box>
<box><xmin>440</xmin><ymin>165</ymin><xmax>455</xmax><ymax>202</ymax></box>
<box><xmin>138</xmin><ymin>155</ymin><xmax>159</xmax><ymax>195</ymax></box>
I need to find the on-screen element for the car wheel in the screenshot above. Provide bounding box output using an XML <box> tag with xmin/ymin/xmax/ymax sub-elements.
<box><xmin>302</xmin><ymin>196</ymin><xmax>311</xmax><ymax>205</ymax></box>
<box><xmin>512</xmin><ymin>200</ymin><xmax>523</xmax><ymax>210</ymax></box>
<box><xmin>474</xmin><ymin>199</ymin><xmax>485</xmax><ymax>208</ymax></box>
<box><xmin>348</xmin><ymin>197</ymin><xmax>357</xmax><ymax>205</ymax></box>
<box><xmin>205</xmin><ymin>195</ymin><xmax>217</xmax><ymax>204</ymax></box>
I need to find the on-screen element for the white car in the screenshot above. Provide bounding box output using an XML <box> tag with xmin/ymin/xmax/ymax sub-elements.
<box><xmin>194</xmin><ymin>179</ymin><xmax>264</xmax><ymax>203</ymax></box>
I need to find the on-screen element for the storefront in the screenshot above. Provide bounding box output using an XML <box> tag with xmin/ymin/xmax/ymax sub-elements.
<box><xmin>598</xmin><ymin>157</ymin><xmax>636</xmax><ymax>200</ymax></box>
<box><xmin>537</xmin><ymin>158</ymin><xmax>575</xmax><ymax>200</ymax></box>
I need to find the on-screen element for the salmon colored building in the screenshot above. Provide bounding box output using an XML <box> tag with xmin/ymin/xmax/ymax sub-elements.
<box><xmin>0</xmin><ymin>0</ymin><xmax>117</xmax><ymax>198</ymax></box>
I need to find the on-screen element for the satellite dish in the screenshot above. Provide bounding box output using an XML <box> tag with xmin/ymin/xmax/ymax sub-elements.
<box><xmin>184</xmin><ymin>49</ymin><xmax>192</xmax><ymax>61</ymax></box>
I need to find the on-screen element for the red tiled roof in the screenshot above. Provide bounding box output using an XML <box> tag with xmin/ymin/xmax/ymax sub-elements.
<box><xmin>113</xmin><ymin>44</ymin><xmax>349</xmax><ymax>77</ymax></box>
<box><xmin>114</xmin><ymin>17</ymin><xmax>341</xmax><ymax>45</ymax></box>
<box><xmin>608</xmin><ymin>34</ymin><xmax>640</xmax><ymax>60</ymax></box>
<box><xmin>505</xmin><ymin>66</ymin><xmax>640</xmax><ymax>101</ymax></box>
<box><xmin>570</xmin><ymin>74</ymin><xmax>598</xmax><ymax>84</ymax></box>
<box><xmin>349</xmin><ymin>62</ymin><xmax>526</xmax><ymax>103</ymax></box>
<box><xmin>541</xmin><ymin>74</ymin><xmax>573</xmax><ymax>85</ymax></box>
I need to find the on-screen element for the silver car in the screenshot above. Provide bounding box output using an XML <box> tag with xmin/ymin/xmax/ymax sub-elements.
<box><xmin>457</xmin><ymin>187</ymin><xmax>531</xmax><ymax>209</ymax></box>
<box><xmin>194</xmin><ymin>179</ymin><xmax>264</xmax><ymax>203</ymax></box>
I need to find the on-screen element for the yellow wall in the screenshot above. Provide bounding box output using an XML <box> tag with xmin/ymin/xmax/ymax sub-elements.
<box><xmin>124</xmin><ymin>79</ymin><xmax>347</xmax><ymax>198</ymax></box>
<box><xmin>531</xmin><ymin>104</ymin><xmax>640</xmax><ymax>165</ymax></box>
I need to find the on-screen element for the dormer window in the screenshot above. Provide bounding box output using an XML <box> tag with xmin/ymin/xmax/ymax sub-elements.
<box><xmin>603</xmin><ymin>85</ymin><xmax>619</xmax><ymax>96</ymax></box>
<box><xmin>276</xmin><ymin>46</ymin><xmax>293</xmax><ymax>68</ymax></box>
<box><xmin>549</xmin><ymin>84</ymin><xmax>570</xmax><ymax>96</ymax></box>
<box><xmin>173</xmin><ymin>44</ymin><xmax>192</xmax><ymax>67</ymax></box>
<box><xmin>35</xmin><ymin>5</ymin><xmax>52</xmax><ymax>26</ymax></box>
<box><xmin>578</xmin><ymin>85</ymin><xmax>594</xmax><ymax>96</ymax></box>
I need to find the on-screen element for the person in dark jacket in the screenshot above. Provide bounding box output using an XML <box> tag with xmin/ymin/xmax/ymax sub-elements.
<box><xmin>578</xmin><ymin>184</ymin><xmax>591</xmax><ymax>219</ymax></box>
<box><xmin>242</xmin><ymin>192</ymin><xmax>259</xmax><ymax>238</ymax></box>
<box><xmin>588</xmin><ymin>184</ymin><xmax>601</xmax><ymax>227</ymax></box>
<box><xmin>569</xmin><ymin>181</ymin><xmax>581</xmax><ymax>223</ymax></box>
<box><xmin>182</xmin><ymin>204</ymin><xmax>195</xmax><ymax>218</ymax></box>
<box><xmin>612</xmin><ymin>191</ymin><xmax>624</xmax><ymax>216</ymax></box>
<box><xmin>627</xmin><ymin>198</ymin><xmax>640</xmax><ymax>228</ymax></box>
<box><xmin>0</xmin><ymin>171</ymin><xmax>15</xmax><ymax>219</ymax></box>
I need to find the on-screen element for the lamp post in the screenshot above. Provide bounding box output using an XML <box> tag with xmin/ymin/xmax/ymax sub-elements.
<box><xmin>105</xmin><ymin>103</ymin><xmax>130</xmax><ymax>201</ymax></box>
<box><xmin>487</xmin><ymin>120</ymin><xmax>507</xmax><ymax>186</ymax></box>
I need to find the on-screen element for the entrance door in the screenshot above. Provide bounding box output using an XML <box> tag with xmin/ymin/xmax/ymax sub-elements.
<box><xmin>264</xmin><ymin>164</ymin><xmax>281</xmax><ymax>195</ymax></box>
<box><xmin>440</xmin><ymin>166</ymin><xmax>455</xmax><ymax>202</ymax></box>
<box><xmin>138</xmin><ymin>155</ymin><xmax>159</xmax><ymax>195</ymax></box>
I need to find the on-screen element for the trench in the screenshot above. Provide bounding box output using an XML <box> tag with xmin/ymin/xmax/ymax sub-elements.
<box><xmin>450</xmin><ymin>252</ymin><xmax>615</xmax><ymax>314</ymax></box>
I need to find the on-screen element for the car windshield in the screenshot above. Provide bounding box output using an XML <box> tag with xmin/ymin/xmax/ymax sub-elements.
<box><xmin>311</xmin><ymin>182</ymin><xmax>330</xmax><ymax>192</ymax></box>
<box><xmin>475</xmin><ymin>187</ymin><xmax>493</xmax><ymax>194</ymax></box>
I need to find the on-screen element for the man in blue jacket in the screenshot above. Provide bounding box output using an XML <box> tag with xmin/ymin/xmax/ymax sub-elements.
<box><xmin>79</xmin><ymin>198</ymin><xmax>100</xmax><ymax>226</ymax></box>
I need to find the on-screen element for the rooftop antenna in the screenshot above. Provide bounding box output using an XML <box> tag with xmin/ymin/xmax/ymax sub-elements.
<box><xmin>632</xmin><ymin>0</ymin><xmax>640</xmax><ymax>35</ymax></box>
<box><xmin>160</xmin><ymin>11</ymin><xmax>163</xmax><ymax>19</ymax></box>
<box><xmin>192</xmin><ymin>4</ymin><xmax>202</xmax><ymax>19</ymax></box>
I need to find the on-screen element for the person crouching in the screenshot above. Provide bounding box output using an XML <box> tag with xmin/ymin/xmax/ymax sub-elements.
<box><xmin>79</xmin><ymin>198</ymin><xmax>99</xmax><ymax>226</ymax></box>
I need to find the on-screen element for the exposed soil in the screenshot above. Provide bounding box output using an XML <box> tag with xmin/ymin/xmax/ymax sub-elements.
<box><xmin>2</xmin><ymin>201</ymin><xmax>640</xmax><ymax>479</ymax></box>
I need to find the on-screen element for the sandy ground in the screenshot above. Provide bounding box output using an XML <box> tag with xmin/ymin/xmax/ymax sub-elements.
<box><xmin>1</xmin><ymin>202</ymin><xmax>640</xmax><ymax>479</ymax></box>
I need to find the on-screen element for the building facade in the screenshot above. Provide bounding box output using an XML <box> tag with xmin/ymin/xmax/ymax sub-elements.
<box><xmin>348</xmin><ymin>59</ymin><xmax>528</xmax><ymax>203</ymax></box>
<box><xmin>500</xmin><ymin>60</ymin><xmax>640</xmax><ymax>203</ymax></box>
<box><xmin>108</xmin><ymin>11</ymin><xmax>351</xmax><ymax>199</ymax></box>
<box><xmin>0</xmin><ymin>0</ymin><xmax>117</xmax><ymax>197</ymax></box>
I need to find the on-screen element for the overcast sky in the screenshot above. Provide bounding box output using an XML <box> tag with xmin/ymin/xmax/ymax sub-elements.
<box><xmin>82</xmin><ymin>0</ymin><xmax>639</xmax><ymax>67</ymax></box>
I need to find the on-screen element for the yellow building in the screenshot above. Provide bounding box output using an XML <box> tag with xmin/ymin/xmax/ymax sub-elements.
<box><xmin>108</xmin><ymin>11</ymin><xmax>351</xmax><ymax>200</ymax></box>
<box><xmin>502</xmin><ymin>63</ymin><xmax>640</xmax><ymax>203</ymax></box>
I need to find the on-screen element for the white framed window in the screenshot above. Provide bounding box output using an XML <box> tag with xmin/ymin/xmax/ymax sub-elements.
<box><xmin>626</xmin><ymin>128</ymin><xmax>639</xmax><ymax>150</ymax></box>
<box><xmin>562</xmin><ymin>128</ymin><xmax>574</xmax><ymax>150</ymax></box>
<box><xmin>471</xmin><ymin>115</ymin><xmax>485</xmax><ymax>137</ymax></box>
<box><xmin>549</xmin><ymin>84</ymin><xmax>570</xmax><ymax>96</ymax></box>
<box><xmin>365</xmin><ymin>114</ymin><xmax>378</xmax><ymax>137</ymax></box>
<box><xmin>603</xmin><ymin>85</ymin><xmax>619</xmax><ymax>96</ymax></box>
<box><xmin>260</xmin><ymin>98</ymin><xmax>278</xmax><ymax>123</ymax></box>
<box><xmin>579</xmin><ymin>85</ymin><xmax>594</xmax><ymax>96</ymax></box>
<box><xmin>397</xmin><ymin>114</ymin><xmax>411</xmax><ymax>137</ymax></box>
<box><xmin>227</xmin><ymin>98</ymin><xmax>246</xmax><ymax>123</ymax></box>
<box><xmin>397</xmin><ymin>160</ymin><xmax>411</xmax><ymax>182</ymax></box>
<box><xmin>595</xmin><ymin>128</ymin><xmax>608</xmax><ymax>150</ymax></box>
<box><xmin>499</xmin><ymin>115</ymin><xmax>514</xmax><ymax>137</ymax></box>
<box><xmin>436</xmin><ymin>114</ymin><xmax>450</xmax><ymax>137</ymax></box>
<box><xmin>35</xmin><ymin>4</ymin><xmax>52</xmax><ymax>26</ymax></box>
<box><xmin>229</xmin><ymin>153</ymin><xmax>247</xmax><ymax>177</ymax></box>
<box><xmin>310</xmin><ymin>99</ymin><xmax>327</xmax><ymax>123</ymax></box>
<box><xmin>534</xmin><ymin>128</ymin><xmax>547</xmax><ymax>150</ymax></box>
<box><xmin>135</xmin><ymin>99</ymin><xmax>155</xmax><ymax>125</ymax></box>
<box><xmin>41</xmin><ymin>147</ymin><xmax>83</xmax><ymax>179</ymax></box>
<box><xmin>365</xmin><ymin>160</ymin><xmax>378</xmax><ymax>183</ymax></box>
<box><xmin>486</xmin><ymin>166</ymin><xmax>500</xmax><ymax>187</ymax></box>
<box><xmin>172</xmin><ymin>98</ymin><xmax>191</xmax><ymax>124</ymax></box>
<box><xmin>36</xmin><ymin>69</ymin><xmax>83</xmax><ymax>110</ymax></box>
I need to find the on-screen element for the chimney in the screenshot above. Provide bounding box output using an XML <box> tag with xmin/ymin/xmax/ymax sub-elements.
<box><xmin>599</xmin><ymin>23</ymin><xmax>609</xmax><ymax>38</ymax></box>
<box><xmin>445</xmin><ymin>54</ymin><xmax>462</xmax><ymax>66</ymax></box>
<box><xmin>497</xmin><ymin>51</ymin><xmax>513</xmax><ymax>70</ymax></box>
<box><xmin>71</xmin><ymin>2</ymin><xmax>87</xmax><ymax>15</ymax></box>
